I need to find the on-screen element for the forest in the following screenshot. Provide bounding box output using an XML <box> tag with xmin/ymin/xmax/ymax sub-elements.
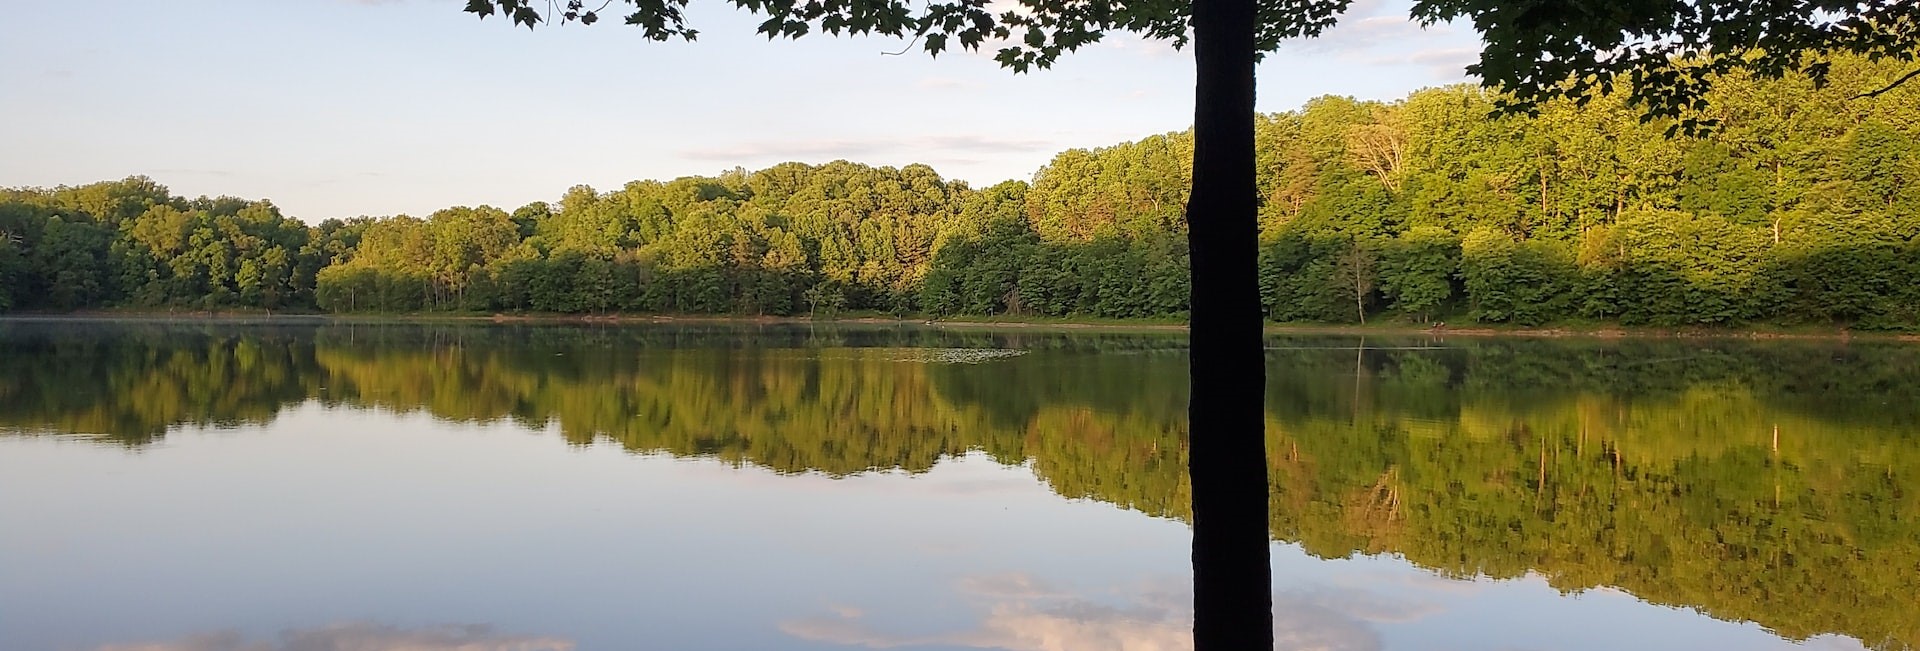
<box><xmin>2</xmin><ymin>56</ymin><xmax>1917</xmax><ymax>327</ymax></box>
<box><xmin>3</xmin><ymin>322</ymin><xmax>1917</xmax><ymax>648</ymax></box>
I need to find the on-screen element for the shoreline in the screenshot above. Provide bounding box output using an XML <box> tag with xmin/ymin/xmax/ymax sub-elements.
<box><xmin>4</xmin><ymin>310</ymin><xmax>1915</xmax><ymax>342</ymax></box>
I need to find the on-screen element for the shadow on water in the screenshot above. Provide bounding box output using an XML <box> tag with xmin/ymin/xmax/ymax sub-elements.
<box><xmin>2</xmin><ymin>319</ymin><xmax>1917</xmax><ymax>650</ymax></box>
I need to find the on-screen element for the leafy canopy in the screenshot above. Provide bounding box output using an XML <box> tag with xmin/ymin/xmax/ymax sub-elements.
<box><xmin>463</xmin><ymin>0</ymin><xmax>1351</xmax><ymax>70</ymax></box>
<box><xmin>467</xmin><ymin>0</ymin><xmax>1919</xmax><ymax>134</ymax></box>
<box><xmin>1411</xmin><ymin>0</ymin><xmax>1920</xmax><ymax>133</ymax></box>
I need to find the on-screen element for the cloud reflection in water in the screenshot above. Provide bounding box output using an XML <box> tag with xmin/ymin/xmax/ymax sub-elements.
<box><xmin>91</xmin><ymin>622</ymin><xmax>574</xmax><ymax>651</ymax></box>
<box><xmin>783</xmin><ymin>572</ymin><xmax>1440</xmax><ymax>651</ymax></box>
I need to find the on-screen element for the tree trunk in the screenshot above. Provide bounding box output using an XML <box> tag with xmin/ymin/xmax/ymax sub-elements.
<box><xmin>1354</xmin><ymin>262</ymin><xmax>1367</xmax><ymax>325</ymax></box>
<box><xmin>1187</xmin><ymin>0</ymin><xmax>1270</xmax><ymax>647</ymax></box>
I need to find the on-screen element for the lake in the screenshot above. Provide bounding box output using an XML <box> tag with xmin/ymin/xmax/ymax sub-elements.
<box><xmin>0</xmin><ymin>320</ymin><xmax>1913</xmax><ymax>651</ymax></box>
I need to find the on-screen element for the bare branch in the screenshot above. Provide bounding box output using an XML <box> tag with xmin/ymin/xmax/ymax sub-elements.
<box><xmin>1853</xmin><ymin>66</ymin><xmax>1920</xmax><ymax>99</ymax></box>
<box><xmin>883</xmin><ymin>33</ymin><xmax>923</xmax><ymax>55</ymax></box>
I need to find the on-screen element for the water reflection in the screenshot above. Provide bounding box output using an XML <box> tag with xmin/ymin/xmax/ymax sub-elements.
<box><xmin>781</xmin><ymin>574</ymin><xmax>1203</xmax><ymax>651</ymax></box>
<box><xmin>90</xmin><ymin>623</ymin><xmax>574</xmax><ymax>651</ymax></box>
<box><xmin>781</xmin><ymin>573</ymin><xmax>1430</xmax><ymax>651</ymax></box>
<box><xmin>2</xmin><ymin>320</ymin><xmax>1916</xmax><ymax>650</ymax></box>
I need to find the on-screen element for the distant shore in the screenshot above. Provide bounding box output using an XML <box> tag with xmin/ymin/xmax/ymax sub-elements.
<box><xmin>7</xmin><ymin>309</ymin><xmax>1918</xmax><ymax>342</ymax></box>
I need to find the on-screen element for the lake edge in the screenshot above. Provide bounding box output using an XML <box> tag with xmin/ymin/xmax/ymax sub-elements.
<box><xmin>4</xmin><ymin>310</ymin><xmax>1918</xmax><ymax>343</ymax></box>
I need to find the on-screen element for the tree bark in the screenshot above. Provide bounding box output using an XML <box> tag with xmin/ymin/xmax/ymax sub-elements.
<box><xmin>1187</xmin><ymin>0</ymin><xmax>1270</xmax><ymax>647</ymax></box>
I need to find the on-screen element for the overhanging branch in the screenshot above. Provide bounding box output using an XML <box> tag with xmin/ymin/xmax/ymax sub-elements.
<box><xmin>1853</xmin><ymin>66</ymin><xmax>1920</xmax><ymax>99</ymax></box>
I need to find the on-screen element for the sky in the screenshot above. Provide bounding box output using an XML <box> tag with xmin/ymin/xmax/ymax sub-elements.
<box><xmin>0</xmin><ymin>0</ymin><xmax>1482</xmax><ymax>222</ymax></box>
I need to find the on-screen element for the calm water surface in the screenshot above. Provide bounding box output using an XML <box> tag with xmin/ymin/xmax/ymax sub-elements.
<box><xmin>0</xmin><ymin>320</ymin><xmax>1914</xmax><ymax>651</ymax></box>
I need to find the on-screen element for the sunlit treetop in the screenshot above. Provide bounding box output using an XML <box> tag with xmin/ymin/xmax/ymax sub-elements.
<box><xmin>468</xmin><ymin>0</ymin><xmax>1919</xmax><ymax>135</ymax></box>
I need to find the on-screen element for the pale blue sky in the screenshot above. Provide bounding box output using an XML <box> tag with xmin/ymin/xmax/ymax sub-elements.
<box><xmin>0</xmin><ymin>0</ymin><xmax>1481</xmax><ymax>222</ymax></box>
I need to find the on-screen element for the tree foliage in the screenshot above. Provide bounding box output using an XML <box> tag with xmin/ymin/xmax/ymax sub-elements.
<box><xmin>3</xmin><ymin>57</ymin><xmax>1919</xmax><ymax>326</ymax></box>
<box><xmin>1410</xmin><ymin>0</ymin><xmax>1920</xmax><ymax>135</ymax></box>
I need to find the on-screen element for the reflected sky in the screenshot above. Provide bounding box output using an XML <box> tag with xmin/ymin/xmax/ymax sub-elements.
<box><xmin>87</xmin><ymin>623</ymin><xmax>574</xmax><ymax>651</ymax></box>
<box><xmin>0</xmin><ymin>402</ymin><xmax>1874</xmax><ymax>651</ymax></box>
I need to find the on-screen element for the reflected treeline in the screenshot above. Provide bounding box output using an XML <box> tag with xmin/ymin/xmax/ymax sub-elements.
<box><xmin>2</xmin><ymin>320</ymin><xmax>1916</xmax><ymax>649</ymax></box>
<box><xmin>1261</xmin><ymin>340</ymin><xmax>1920</xmax><ymax>651</ymax></box>
<box><xmin>0</xmin><ymin>322</ymin><xmax>318</xmax><ymax>440</ymax></box>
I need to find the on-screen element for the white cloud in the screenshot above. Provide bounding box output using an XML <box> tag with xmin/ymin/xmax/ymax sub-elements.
<box><xmin>1398</xmin><ymin>47</ymin><xmax>1480</xmax><ymax>79</ymax></box>
<box><xmin>1267</xmin><ymin>0</ymin><xmax>1478</xmax><ymax>82</ymax></box>
<box><xmin>1285</xmin><ymin>0</ymin><xmax>1428</xmax><ymax>55</ymax></box>
<box><xmin>1095</xmin><ymin>35</ymin><xmax>1185</xmax><ymax>59</ymax></box>
<box><xmin>678</xmin><ymin>135</ymin><xmax>1057</xmax><ymax>163</ymax></box>
<box><xmin>921</xmin><ymin>157</ymin><xmax>987</xmax><ymax>169</ymax></box>
<box><xmin>146</xmin><ymin>168</ymin><xmax>238</xmax><ymax>178</ymax></box>
<box><xmin>91</xmin><ymin>622</ymin><xmax>575</xmax><ymax>651</ymax></box>
<box><xmin>1292</xmin><ymin>19</ymin><xmax>1433</xmax><ymax>56</ymax></box>
<box><xmin>916</xmin><ymin>77</ymin><xmax>978</xmax><ymax>91</ymax></box>
<box><xmin>1346</xmin><ymin>45</ymin><xmax>1478</xmax><ymax>81</ymax></box>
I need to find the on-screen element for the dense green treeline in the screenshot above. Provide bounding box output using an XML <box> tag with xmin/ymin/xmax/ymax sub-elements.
<box><xmin>0</xmin><ymin>179</ymin><xmax>323</xmax><ymax>312</ymax></box>
<box><xmin>3</xmin><ymin>56</ymin><xmax>1917</xmax><ymax>326</ymax></box>
<box><xmin>2</xmin><ymin>322</ymin><xmax>1917</xmax><ymax>647</ymax></box>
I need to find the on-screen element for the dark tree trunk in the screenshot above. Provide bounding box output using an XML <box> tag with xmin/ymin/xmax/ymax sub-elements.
<box><xmin>1187</xmin><ymin>0</ymin><xmax>1270</xmax><ymax>647</ymax></box>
